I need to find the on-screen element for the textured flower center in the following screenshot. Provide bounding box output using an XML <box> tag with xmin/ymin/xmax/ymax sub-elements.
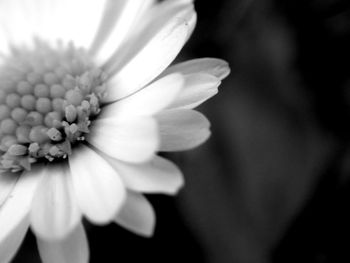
<box><xmin>0</xmin><ymin>40</ymin><xmax>106</xmax><ymax>173</ymax></box>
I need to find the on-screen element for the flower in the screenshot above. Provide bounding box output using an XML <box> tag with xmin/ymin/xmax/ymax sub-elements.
<box><xmin>0</xmin><ymin>0</ymin><xmax>230</xmax><ymax>262</ymax></box>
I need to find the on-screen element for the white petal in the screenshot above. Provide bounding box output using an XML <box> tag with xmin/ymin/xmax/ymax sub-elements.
<box><xmin>0</xmin><ymin>215</ymin><xmax>28</xmax><ymax>263</ymax></box>
<box><xmin>30</xmin><ymin>166</ymin><xmax>81</xmax><ymax>241</ymax></box>
<box><xmin>169</xmin><ymin>73</ymin><xmax>220</xmax><ymax>110</ymax></box>
<box><xmin>88</xmin><ymin>117</ymin><xmax>159</xmax><ymax>163</ymax></box>
<box><xmin>0</xmin><ymin>169</ymin><xmax>44</xmax><ymax>244</ymax></box>
<box><xmin>0</xmin><ymin>0</ymin><xmax>107</xmax><ymax>48</ymax></box>
<box><xmin>104</xmin><ymin>4</ymin><xmax>196</xmax><ymax>101</ymax></box>
<box><xmin>101</xmin><ymin>74</ymin><xmax>184</xmax><ymax>120</ymax></box>
<box><xmin>0</xmin><ymin>172</ymin><xmax>19</xmax><ymax>207</ymax></box>
<box><xmin>69</xmin><ymin>145</ymin><xmax>126</xmax><ymax>224</ymax></box>
<box><xmin>0</xmin><ymin>0</ymin><xmax>37</xmax><ymax>47</ymax></box>
<box><xmin>48</xmin><ymin>0</ymin><xmax>107</xmax><ymax>48</ymax></box>
<box><xmin>156</xmin><ymin>109</ymin><xmax>211</xmax><ymax>151</ymax></box>
<box><xmin>91</xmin><ymin>0</ymin><xmax>155</xmax><ymax>64</ymax></box>
<box><xmin>114</xmin><ymin>191</ymin><xmax>155</xmax><ymax>237</ymax></box>
<box><xmin>37</xmin><ymin>223</ymin><xmax>89</xmax><ymax>263</ymax></box>
<box><xmin>105</xmin><ymin>155</ymin><xmax>184</xmax><ymax>194</ymax></box>
<box><xmin>160</xmin><ymin>58</ymin><xmax>231</xmax><ymax>80</ymax></box>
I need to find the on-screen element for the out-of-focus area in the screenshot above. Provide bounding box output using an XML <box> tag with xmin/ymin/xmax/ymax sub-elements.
<box><xmin>178</xmin><ymin>0</ymin><xmax>350</xmax><ymax>262</ymax></box>
<box><xmin>14</xmin><ymin>0</ymin><xmax>350</xmax><ymax>262</ymax></box>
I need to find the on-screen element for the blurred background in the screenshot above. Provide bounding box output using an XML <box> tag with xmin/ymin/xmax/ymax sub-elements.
<box><xmin>14</xmin><ymin>0</ymin><xmax>350</xmax><ymax>262</ymax></box>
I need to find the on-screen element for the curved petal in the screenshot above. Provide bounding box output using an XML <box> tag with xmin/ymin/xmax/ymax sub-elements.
<box><xmin>69</xmin><ymin>145</ymin><xmax>126</xmax><ymax>224</ymax></box>
<box><xmin>168</xmin><ymin>73</ymin><xmax>220</xmax><ymax>110</ymax></box>
<box><xmin>30</xmin><ymin>166</ymin><xmax>81</xmax><ymax>241</ymax></box>
<box><xmin>156</xmin><ymin>109</ymin><xmax>211</xmax><ymax>151</ymax></box>
<box><xmin>160</xmin><ymin>58</ymin><xmax>231</xmax><ymax>80</ymax></box>
<box><xmin>101</xmin><ymin>74</ymin><xmax>184</xmax><ymax>120</ymax></box>
<box><xmin>37</xmin><ymin>223</ymin><xmax>89</xmax><ymax>263</ymax></box>
<box><xmin>91</xmin><ymin>0</ymin><xmax>155</xmax><ymax>64</ymax></box>
<box><xmin>0</xmin><ymin>215</ymin><xmax>29</xmax><ymax>263</ymax></box>
<box><xmin>0</xmin><ymin>169</ymin><xmax>44</xmax><ymax>245</ymax></box>
<box><xmin>105</xmin><ymin>155</ymin><xmax>184</xmax><ymax>194</ymax></box>
<box><xmin>104</xmin><ymin>4</ymin><xmax>196</xmax><ymax>101</ymax></box>
<box><xmin>0</xmin><ymin>172</ymin><xmax>19</xmax><ymax>206</ymax></box>
<box><xmin>88</xmin><ymin>116</ymin><xmax>159</xmax><ymax>163</ymax></box>
<box><xmin>114</xmin><ymin>191</ymin><xmax>156</xmax><ymax>237</ymax></box>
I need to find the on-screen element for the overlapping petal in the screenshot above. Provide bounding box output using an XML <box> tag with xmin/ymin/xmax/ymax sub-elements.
<box><xmin>156</xmin><ymin>109</ymin><xmax>211</xmax><ymax>151</ymax></box>
<box><xmin>0</xmin><ymin>215</ymin><xmax>28</xmax><ymax>263</ymax></box>
<box><xmin>30</xmin><ymin>166</ymin><xmax>81</xmax><ymax>241</ymax></box>
<box><xmin>104</xmin><ymin>2</ymin><xmax>196</xmax><ymax>101</ymax></box>
<box><xmin>91</xmin><ymin>0</ymin><xmax>155</xmax><ymax>63</ymax></box>
<box><xmin>0</xmin><ymin>169</ymin><xmax>44</xmax><ymax>261</ymax></box>
<box><xmin>69</xmin><ymin>145</ymin><xmax>126</xmax><ymax>224</ymax></box>
<box><xmin>37</xmin><ymin>223</ymin><xmax>89</xmax><ymax>263</ymax></box>
<box><xmin>160</xmin><ymin>58</ymin><xmax>231</xmax><ymax>80</ymax></box>
<box><xmin>101</xmin><ymin>73</ymin><xmax>184</xmax><ymax>119</ymax></box>
<box><xmin>0</xmin><ymin>169</ymin><xmax>44</xmax><ymax>244</ymax></box>
<box><xmin>88</xmin><ymin>116</ymin><xmax>158</xmax><ymax>163</ymax></box>
<box><xmin>105</xmin><ymin>155</ymin><xmax>184</xmax><ymax>194</ymax></box>
<box><xmin>114</xmin><ymin>191</ymin><xmax>156</xmax><ymax>237</ymax></box>
<box><xmin>168</xmin><ymin>73</ymin><xmax>220</xmax><ymax>109</ymax></box>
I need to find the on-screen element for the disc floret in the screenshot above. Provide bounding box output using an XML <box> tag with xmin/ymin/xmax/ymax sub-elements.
<box><xmin>0</xmin><ymin>41</ymin><xmax>107</xmax><ymax>173</ymax></box>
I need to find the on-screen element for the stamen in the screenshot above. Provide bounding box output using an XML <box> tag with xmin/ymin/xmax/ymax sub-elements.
<box><xmin>0</xmin><ymin>41</ymin><xmax>107</xmax><ymax>173</ymax></box>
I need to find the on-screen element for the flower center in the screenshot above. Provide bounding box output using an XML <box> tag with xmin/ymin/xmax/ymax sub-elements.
<box><xmin>0</xmin><ymin>40</ymin><xmax>106</xmax><ymax>173</ymax></box>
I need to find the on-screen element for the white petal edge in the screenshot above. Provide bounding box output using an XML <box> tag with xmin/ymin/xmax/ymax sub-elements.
<box><xmin>30</xmin><ymin>166</ymin><xmax>81</xmax><ymax>241</ymax></box>
<box><xmin>160</xmin><ymin>58</ymin><xmax>231</xmax><ymax>80</ymax></box>
<box><xmin>114</xmin><ymin>191</ymin><xmax>156</xmax><ymax>237</ymax></box>
<box><xmin>0</xmin><ymin>215</ymin><xmax>28</xmax><ymax>263</ymax></box>
<box><xmin>104</xmin><ymin>5</ymin><xmax>196</xmax><ymax>101</ymax></box>
<box><xmin>88</xmin><ymin>116</ymin><xmax>159</xmax><ymax>163</ymax></box>
<box><xmin>156</xmin><ymin>109</ymin><xmax>211</xmax><ymax>151</ymax></box>
<box><xmin>105</xmin><ymin>155</ymin><xmax>184</xmax><ymax>194</ymax></box>
<box><xmin>168</xmin><ymin>73</ymin><xmax>220</xmax><ymax>110</ymax></box>
<box><xmin>69</xmin><ymin>145</ymin><xmax>126</xmax><ymax>224</ymax></box>
<box><xmin>101</xmin><ymin>73</ymin><xmax>184</xmax><ymax>120</ymax></box>
<box><xmin>0</xmin><ymin>169</ymin><xmax>44</xmax><ymax>244</ymax></box>
<box><xmin>37</xmin><ymin>223</ymin><xmax>89</xmax><ymax>263</ymax></box>
<box><xmin>91</xmin><ymin>0</ymin><xmax>155</xmax><ymax>64</ymax></box>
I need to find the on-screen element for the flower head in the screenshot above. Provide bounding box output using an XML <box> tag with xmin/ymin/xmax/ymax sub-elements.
<box><xmin>0</xmin><ymin>0</ymin><xmax>229</xmax><ymax>262</ymax></box>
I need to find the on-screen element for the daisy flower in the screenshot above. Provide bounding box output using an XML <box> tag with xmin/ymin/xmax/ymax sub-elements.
<box><xmin>0</xmin><ymin>0</ymin><xmax>230</xmax><ymax>262</ymax></box>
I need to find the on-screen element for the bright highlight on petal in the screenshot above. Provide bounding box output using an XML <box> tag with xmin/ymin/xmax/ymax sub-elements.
<box><xmin>37</xmin><ymin>223</ymin><xmax>89</xmax><ymax>263</ymax></box>
<box><xmin>114</xmin><ymin>191</ymin><xmax>156</xmax><ymax>237</ymax></box>
<box><xmin>69</xmin><ymin>145</ymin><xmax>126</xmax><ymax>224</ymax></box>
<box><xmin>157</xmin><ymin>109</ymin><xmax>211</xmax><ymax>151</ymax></box>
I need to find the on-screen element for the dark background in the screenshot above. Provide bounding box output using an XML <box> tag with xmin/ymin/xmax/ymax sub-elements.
<box><xmin>14</xmin><ymin>0</ymin><xmax>350</xmax><ymax>262</ymax></box>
